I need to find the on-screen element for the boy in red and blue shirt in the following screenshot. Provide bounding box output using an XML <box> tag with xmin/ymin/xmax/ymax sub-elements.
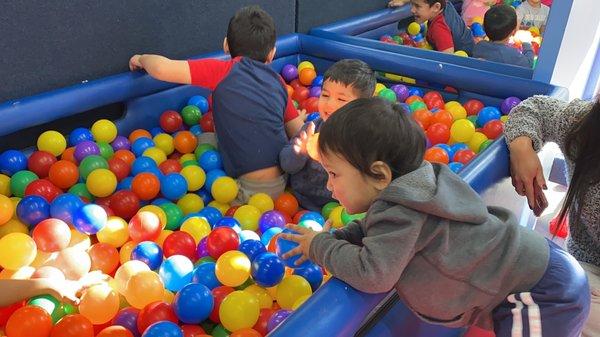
<box><xmin>129</xmin><ymin>6</ymin><xmax>303</xmax><ymax>202</ymax></box>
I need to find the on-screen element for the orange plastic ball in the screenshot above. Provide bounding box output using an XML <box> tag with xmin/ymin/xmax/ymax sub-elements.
<box><xmin>424</xmin><ymin>147</ymin><xmax>450</xmax><ymax>164</ymax></box>
<box><xmin>128</xmin><ymin>129</ymin><xmax>152</xmax><ymax>144</ymax></box>
<box><xmin>298</xmin><ymin>68</ymin><xmax>317</xmax><ymax>86</ymax></box>
<box><xmin>274</xmin><ymin>192</ymin><xmax>299</xmax><ymax>217</ymax></box>
<box><xmin>48</xmin><ymin>160</ymin><xmax>80</xmax><ymax>189</ymax></box>
<box><xmin>113</xmin><ymin>150</ymin><xmax>136</xmax><ymax>166</ymax></box>
<box><xmin>131</xmin><ymin>173</ymin><xmax>160</xmax><ymax>201</ymax></box>
<box><xmin>173</xmin><ymin>131</ymin><xmax>198</xmax><ymax>154</ymax></box>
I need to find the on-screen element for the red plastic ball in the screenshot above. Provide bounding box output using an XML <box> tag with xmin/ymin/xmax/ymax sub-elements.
<box><xmin>131</xmin><ymin>173</ymin><xmax>160</xmax><ymax>201</ymax></box>
<box><xmin>181</xmin><ymin>325</ymin><xmax>207</xmax><ymax>337</ymax></box>
<box><xmin>6</xmin><ymin>305</ymin><xmax>52</xmax><ymax>337</ymax></box>
<box><xmin>481</xmin><ymin>120</ymin><xmax>504</xmax><ymax>140</ymax></box>
<box><xmin>50</xmin><ymin>314</ymin><xmax>94</xmax><ymax>337</ymax></box>
<box><xmin>431</xmin><ymin>110</ymin><xmax>454</xmax><ymax>128</ymax></box>
<box><xmin>292</xmin><ymin>86</ymin><xmax>310</xmax><ymax>104</ymax></box>
<box><xmin>293</xmin><ymin>210</ymin><xmax>309</xmax><ymax>224</ymax></box>
<box><xmin>209</xmin><ymin>286</ymin><xmax>235</xmax><ymax>323</ymax></box>
<box><xmin>163</xmin><ymin>231</ymin><xmax>197</xmax><ymax>260</ymax></box>
<box><xmin>137</xmin><ymin>301</ymin><xmax>178</xmax><ymax>334</ymax></box>
<box><xmin>200</xmin><ymin>111</ymin><xmax>214</xmax><ymax>132</ymax></box>
<box><xmin>48</xmin><ymin>160</ymin><xmax>79</xmax><ymax>189</ymax></box>
<box><xmin>274</xmin><ymin>192</ymin><xmax>299</xmax><ymax>217</ymax></box>
<box><xmin>423</xmin><ymin>91</ymin><xmax>443</xmax><ymax>103</ymax></box>
<box><xmin>128</xmin><ymin>211</ymin><xmax>162</xmax><ymax>243</ymax></box>
<box><xmin>253</xmin><ymin>308</ymin><xmax>276</xmax><ymax>336</ymax></box>
<box><xmin>24</xmin><ymin>179</ymin><xmax>61</xmax><ymax>202</ymax></box>
<box><xmin>110</xmin><ymin>190</ymin><xmax>141</xmax><ymax>220</ymax></box>
<box><xmin>206</xmin><ymin>227</ymin><xmax>239</xmax><ymax>259</ymax></box>
<box><xmin>426</xmin><ymin>123</ymin><xmax>450</xmax><ymax>145</ymax></box>
<box><xmin>289</xmin><ymin>79</ymin><xmax>302</xmax><ymax>89</ymax></box>
<box><xmin>425</xmin><ymin>98</ymin><xmax>445</xmax><ymax>111</ymax></box>
<box><xmin>225</xmin><ymin>206</ymin><xmax>240</xmax><ymax>217</ymax></box>
<box><xmin>549</xmin><ymin>216</ymin><xmax>569</xmax><ymax>238</ymax></box>
<box><xmin>0</xmin><ymin>301</ymin><xmax>26</xmax><ymax>326</ymax></box>
<box><xmin>28</xmin><ymin>151</ymin><xmax>57</xmax><ymax>178</ymax></box>
<box><xmin>159</xmin><ymin>159</ymin><xmax>182</xmax><ymax>175</ymax></box>
<box><xmin>32</xmin><ymin>218</ymin><xmax>71</xmax><ymax>252</ymax></box>
<box><xmin>412</xmin><ymin>109</ymin><xmax>434</xmax><ymax>129</ymax></box>
<box><xmin>424</xmin><ymin>147</ymin><xmax>450</xmax><ymax>164</ymax></box>
<box><xmin>453</xmin><ymin>149</ymin><xmax>476</xmax><ymax>164</ymax></box>
<box><xmin>160</xmin><ymin>110</ymin><xmax>184</xmax><ymax>133</ymax></box>
<box><xmin>108</xmin><ymin>158</ymin><xmax>131</xmax><ymax>182</ymax></box>
<box><xmin>464</xmin><ymin>99</ymin><xmax>485</xmax><ymax>116</ymax></box>
<box><xmin>302</xmin><ymin>97</ymin><xmax>320</xmax><ymax>113</ymax></box>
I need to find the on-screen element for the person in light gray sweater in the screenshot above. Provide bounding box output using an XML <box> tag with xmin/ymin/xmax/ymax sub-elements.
<box><xmin>282</xmin><ymin>98</ymin><xmax>590</xmax><ymax>336</ymax></box>
<box><xmin>504</xmin><ymin>95</ymin><xmax>600</xmax><ymax>337</ymax></box>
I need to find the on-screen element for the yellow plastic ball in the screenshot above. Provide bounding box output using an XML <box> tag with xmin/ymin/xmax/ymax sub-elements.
<box><xmin>528</xmin><ymin>26</ymin><xmax>540</xmax><ymax>36</ymax></box>
<box><xmin>177</xmin><ymin>193</ymin><xmax>205</xmax><ymax>215</ymax></box>
<box><xmin>450</xmin><ymin>119</ymin><xmax>476</xmax><ymax>143</ymax></box>
<box><xmin>125</xmin><ymin>270</ymin><xmax>164</xmax><ymax>309</ymax></box>
<box><xmin>447</xmin><ymin>105</ymin><xmax>468</xmax><ymax>121</ymax></box>
<box><xmin>407</xmin><ymin>22</ymin><xmax>421</xmax><ymax>35</ymax></box>
<box><xmin>9</xmin><ymin>197</ymin><xmax>20</xmax><ymax>219</ymax></box>
<box><xmin>180</xmin><ymin>165</ymin><xmax>206</xmax><ymax>191</ymax></box>
<box><xmin>143</xmin><ymin>147</ymin><xmax>167</xmax><ymax>165</ymax></box>
<box><xmin>138</xmin><ymin>205</ymin><xmax>168</xmax><ymax>229</ymax></box>
<box><xmin>156</xmin><ymin>229</ymin><xmax>173</xmax><ymax>248</ymax></box>
<box><xmin>215</xmin><ymin>250</ymin><xmax>251</xmax><ymax>287</ymax></box>
<box><xmin>292</xmin><ymin>294</ymin><xmax>311</xmax><ymax>310</ymax></box>
<box><xmin>454</xmin><ymin>50</ymin><xmax>468</xmax><ymax>57</ymax></box>
<box><xmin>0</xmin><ymin>195</ymin><xmax>13</xmax><ymax>225</ymax></box>
<box><xmin>468</xmin><ymin>132</ymin><xmax>489</xmax><ymax>153</ymax></box>
<box><xmin>86</xmin><ymin>168</ymin><xmax>117</xmax><ymax>197</ymax></box>
<box><xmin>97</xmin><ymin>216</ymin><xmax>129</xmax><ymax>248</ymax></box>
<box><xmin>180</xmin><ymin>217</ymin><xmax>211</xmax><ymax>244</ymax></box>
<box><xmin>233</xmin><ymin>205</ymin><xmax>261</xmax><ymax>231</ymax></box>
<box><xmin>219</xmin><ymin>290</ymin><xmax>260</xmax><ymax>332</ymax></box>
<box><xmin>297</xmin><ymin>61</ymin><xmax>315</xmax><ymax>73</ymax></box>
<box><xmin>248</xmin><ymin>193</ymin><xmax>274</xmax><ymax>213</ymax></box>
<box><xmin>500</xmin><ymin>115</ymin><xmax>509</xmax><ymax>123</ymax></box>
<box><xmin>114</xmin><ymin>259</ymin><xmax>150</xmax><ymax>295</ymax></box>
<box><xmin>119</xmin><ymin>241</ymin><xmax>137</xmax><ymax>265</ymax></box>
<box><xmin>208</xmin><ymin>201</ymin><xmax>229</xmax><ymax>215</ymax></box>
<box><xmin>162</xmin><ymin>289</ymin><xmax>175</xmax><ymax>304</ymax></box>
<box><xmin>276</xmin><ymin>275</ymin><xmax>312</xmax><ymax>310</ymax></box>
<box><xmin>374</xmin><ymin>83</ymin><xmax>386</xmax><ymax>95</ymax></box>
<box><xmin>91</xmin><ymin>119</ymin><xmax>118</xmax><ymax>143</ymax></box>
<box><xmin>153</xmin><ymin>134</ymin><xmax>175</xmax><ymax>155</ymax></box>
<box><xmin>0</xmin><ymin>232</ymin><xmax>37</xmax><ymax>270</ymax></box>
<box><xmin>79</xmin><ymin>283</ymin><xmax>120</xmax><ymax>324</ymax></box>
<box><xmin>0</xmin><ymin>219</ymin><xmax>28</xmax><ymax>239</ymax></box>
<box><xmin>244</xmin><ymin>284</ymin><xmax>273</xmax><ymax>309</ymax></box>
<box><xmin>211</xmin><ymin>177</ymin><xmax>239</xmax><ymax>204</ymax></box>
<box><xmin>37</xmin><ymin>130</ymin><xmax>67</xmax><ymax>156</ymax></box>
<box><xmin>472</xmin><ymin>16</ymin><xmax>484</xmax><ymax>25</ymax></box>
<box><xmin>328</xmin><ymin>206</ymin><xmax>344</xmax><ymax>229</ymax></box>
<box><xmin>0</xmin><ymin>174</ymin><xmax>10</xmax><ymax>196</ymax></box>
<box><xmin>179</xmin><ymin>153</ymin><xmax>196</xmax><ymax>164</ymax></box>
<box><xmin>444</xmin><ymin>101</ymin><xmax>461</xmax><ymax>110</ymax></box>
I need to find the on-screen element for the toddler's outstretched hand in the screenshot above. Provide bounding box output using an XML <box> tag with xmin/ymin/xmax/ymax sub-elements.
<box><xmin>129</xmin><ymin>54</ymin><xmax>143</xmax><ymax>71</ymax></box>
<box><xmin>293</xmin><ymin>122</ymin><xmax>316</xmax><ymax>156</ymax></box>
<box><xmin>48</xmin><ymin>271</ymin><xmax>109</xmax><ymax>305</ymax></box>
<box><xmin>281</xmin><ymin>221</ymin><xmax>332</xmax><ymax>266</ymax></box>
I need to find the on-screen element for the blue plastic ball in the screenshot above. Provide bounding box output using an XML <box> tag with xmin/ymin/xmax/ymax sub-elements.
<box><xmin>408</xmin><ymin>88</ymin><xmax>424</xmax><ymax>97</ymax></box>
<box><xmin>152</xmin><ymin>198</ymin><xmax>170</xmax><ymax>206</ymax></box>
<box><xmin>306</xmin><ymin>112</ymin><xmax>320</xmax><ymax>122</ymax></box>
<box><xmin>50</xmin><ymin>193</ymin><xmax>85</xmax><ymax>225</ymax></box>
<box><xmin>141</xmin><ymin>321</ymin><xmax>183</xmax><ymax>337</ymax></box>
<box><xmin>159</xmin><ymin>255</ymin><xmax>194</xmax><ymax>292</ymax></box>
<box><xmin>239</xmin><ymin>239</ymin><xmax>267</xmax><ymax>262</ymax></box>
<box><xmin>131</xmin><ymin>241</ymin><xmax>163</xmax><ymax>270</ymax></box>
<box><xmin>448</xmin><ymin>162</ymin><xmax>465</xmax><ymax>173</ymax></box>
<box><xmin>187</xmin><ymin>95</ymin><xmax>209</xmax><ymax>114</ymax></box>
<box><xmin>68</xmin><ymin>128</ymin><xmax>94</xmax><ymax>146</ymax></box>
<box><xmin>149</xmin><ymin>127</ymin><xmax>164</xmax><ymax>137</ymax></box>
<box><xmin>261</xmin><ymin>227</ymin><xmax>283</xmax><ymax>246</ymax></box>
<box><xmin>198</xmin><ymin>150</ymin><xmax>222</xmax><ymax>172</ymax></box>
<box><xmin>299</xmin><ymin>211</ymin><xmax>325</xmax><ymax>225</ymax></box>
<box><xmin>116</xmin><ymin>176</ymin><xmax>133</xmax><ymax>191</ymax></box>
<box><xmin>131</xmin><ymin>137</ymin><xmax>155</xmax><ymax>157</ymax></box>
<box><xmin>131</xmin><ymin>157</ymin><xmax>157</xmax><ymax>176</ymax></box>
<box><xmin>251</xmin><ymin>252</ymin><xmax>286</xmax><ymax>288</ymax></box>
<box><xmin>191</xmin><ymin>262</ymin><xmax>221</xmax><ymax>290</ymax></box>
<box><xmin>72</xmin><ymin>204</ymin><xmax>107</xmax><ymax>234</ymax></box>
<box><xmin>450</xmin><ymin>143</ymin><xmax>469</xmax><ymax>155</ymax></box>
<box><xmin>189</xmin><ymin>125</ymin><xmax>203</xmax><ymax>137</ymax></box>
<box><xmin>160</xmin><ymin>173</ymin><xmax>188</xmax><ymax>201</ymax></box>
<box><xmin>311</xmin><ymin>75</ymin><xmax>324</xmax><ymax>87</ymax></box>
<box><xmin>239</xmin><ymin>230</ymin><xmax>260</xmax><ymax>242</ymax></box>
<box><xmin>293</xmin><ymin>262</ymin><xmax>323</xmax><ymax>292</ymax></box>
<box><xmin>435</xmin><ymin>143</ymin><xmax>455</xmax><ymax>161</ymax></box>
<box><xmin>196</xmin><ymin>188</ymin><xmax>213</xmax><ymax>204</ymax></box>
<box><xmin>477</xmin><ymin>107</ymin><xmax>501</xmax><ymax>128</ymax></box>
<box><xmin>173</xmin><ymin>283</ymin><xmax>214</xmax><ymax>324</ymax></box>
<box><xmin>276</xmin><ymin>229</ymin><xmax>310</xmax><ymax>269</ymax></box>
<box><xmin>213</xmin><ymin>216</ymin><xmax>241</xmax><ymax>232</ymax></box>
<box><xmin>0</xmin><ymin>150</ymin><xmax>27</xmax><ymax>175</ymax></box>
<box><xmin>204</xmin><ymin>169</ymin><xmax>226</xmax><ymax>191</ymax></box>
<box><xmin>16</xmin><ymin>195</ymin><xmax>50</xmax><ymax>227</ymax></box>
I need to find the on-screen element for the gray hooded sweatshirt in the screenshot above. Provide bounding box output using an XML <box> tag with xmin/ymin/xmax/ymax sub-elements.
<box><xmin>309</xmin><ymin>162</ymin><xmax>549</xmax><ymax>329</ymax></box>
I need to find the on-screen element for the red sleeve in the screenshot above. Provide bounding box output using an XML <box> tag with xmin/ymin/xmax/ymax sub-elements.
<box><xmin>187</xmin><ymin>58</ymin><xmax>235</xmax><ymax>91</ymax></box>
<box><xmin>428</xmin><ymin>18</ymin><xmax>454</xmax><ymax>51</ymax></box>
<box><xmin>279</xmin><ymin>76</ymin><xmax>299</xmax><ymax>122</ymax></box>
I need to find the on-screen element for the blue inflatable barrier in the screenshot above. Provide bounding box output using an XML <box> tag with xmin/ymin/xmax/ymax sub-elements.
<box><xmin>0</xmin><ymin>34</ymin><xmax>566</xmax><ymax>337</ymax></box>
<box><xmin>309</xmin><ymin>1</ymin><xmax>573</xmax><ymax>82</ymax></box>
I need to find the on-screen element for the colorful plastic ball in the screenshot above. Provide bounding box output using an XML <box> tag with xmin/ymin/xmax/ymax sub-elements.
<box><xmin>110</xmin><ymin>190</ymin><xmax>140</xmax><ymax>220</ymax></box>
<box><xmin>79</xmin><ymin>283</ymin><xmax>120</xmax><ymax>324</ymax></box>
<box><xmin>111</xmin><ymin>309</ymin><xmax>141</xmax><ymax>337</ymax></box>
<box><xmin>275</xmin><ymin>229</ymin><xmax>309</xmax><ymax>269</ymax></box>
<box><xmin>174</xmin><ymin>131</ymin><xmax>198</xmax><ymax>154</ymax></box>
<box><xmin>250</xmin><ymin>252</ymin><xmax>285</xmax><ymax>288</ymax></box>
<box><xmin>481</xmin><ymin>120</ymin><xmax>504</xmax><ymax>140</ymax></box>
<box><xmin>298</xmin><ymin>211</ymin><xmax>324</xmax><ymax>225</ymax></box>
<box><xmin>78</xmin><ymin>155</ymin><xmax>108</xmax><ymax>180</ymax></box>
<box><xmin>50</xmin><ymin>193</ymin><xmax>84</xmax><ymax>225</ymax></box>
<box><xmin>239</xmin><ymin>239</ymin><xmax>267</xmax><ymax>262</ymax></box>
<box><xmin>463</xmin><ymin>99</ymin><xmax>484</xmax><ymax>116</ymax></box>
<box><xmin>448</xmin><ymin>162</ymin><xmax>464</xmax><ymax>173</ymax></box>
<box><xmin>73</xmin><ymin>141</ymin><xmax>100</xmax><ymax>163</ymax></box>
<box><xmin>5</xmin><ymin>305</ymin><xmax>53</xmax><ymax>337</ymax></box>
<box><xmin>199</xmin><ymin>111</ymin><xmax>215</xmax><ymax>132</ymax></box>
<box><xmin>131</xmin><ymin>138</ymin><xmax>154</xmax><ymax>158</ymax></box>
<box><xmin>0</xmin><ymin>150</ymin><xmax>27</xmax><ymax>176</ymax></box>
<box><xmin>10</xmin><ymin>170</ymin><xmax>39</xmax><ymax>197</ymax></box>
<box><xmin>142</xmin><ymin>147</ymin><xmax>167</xmax><ymax>165</ymax></box>
<box><xmin>159</xmin><ymin>173</ymin><xmax>187</xmax><ymax>201</ymax></box>
<box><xmin>163</xmin><ymin>231</ymin><xmax>197</xmax><ymax>260</ymax></box>
<box><xmin>233</xmin><ymin>205</ymin><xmax>261</xmax><ymax>231</ymax></box>
<box><xmin>36</xmin><ymin>131</ymin><xmax>67</xmax><ymax>157</ymax></box>
<box><xmin>26</xmin><ymin>151</ymin><xmax>56</xmax><ymax>179</ymax></box>
<box><xmin>218</xmin><ymin>290</ymin><xmax>260</xmax><ymax>332</ymax></box>
<box><xmin>16</xmin><ymin>195</ymin><xmax>50</xmax><ymax>227</ymax></box>
<box><xmin>280</xmin><ymin>64</ymin><xmax>298</xmax><ymax>82</ymax></box>
<box><xmin>0</xmin><ymin>194</ymin><xmax>12</xmax><ymax>225</ymax></box>
<box><xmin>108</xmin><ymin>157</ymin><xmax>131</xmax><ymax>181</ymax></box>
<box><xmin>198</xmin><ymin>206</ymin><xmax>223</xmax><ymax>226</ymax></box>
<box><xmin>195</xmin><ymin>143</ymin><xmax>216</xmax><ymax>158</ymax></box>
<box><xmin>424</xmin><ymin>146</ymin><xmax>450</xmax><ymax>164</ymax></box>
<box><xmin>453</xmin><ymin>149</ymin><xmax>476</xmax><ymax>165</ymax></box>
<box><xmin>199</xmin><ymin>150</ymin><xmax>222</xmax><ymax>172</ymax></box>
<box><xmin>468</xmin><ymin>132</ymin><xmax>489</xmax><ymax>153</ymax></box>
<box><xmin>412</xmin><ymin>109</ymin><xmax>434</xmax><ymax>129</ymax></box>
<box><xmin>172</xmin><ymin>283</ymin><xmax>214</xmax><ymax>325</ymax></box>
<box><xmin>246</xmin><ymin>193</ymin><xmax>273</xmax><ymax>213</ymax></box>
<box><xmin>258</xmin><ymin>210</ymin><xmax>286</xmax><ymax>233</ymax></box>
<box><xmin>24</xmin><ymin>178</ymin><xmax>61</xmax><ymax>202</ymax></box>
<box><xmin>72</xmin><ymin>204</ymin><xmax>107</xmax><ymax>234</ymax></box>
<box><xmin>192</xmin><ymin>261</ymin><xmax>221</xmax><ymax>290</ymax></box>
<box><xmin>450</xmin><ymin>119</ymin><xmax>476</xmax><ymax>143</ymax></box>
<box><xmin>188</xmin><ymin>95</ymin><xmax>209</xmax><ymax>113</ymax></box>
<box><xmin>96</xmin><ymin>325</ymin><xmax>135</xmax><ymax>337</ymax></box>
<box><xmin>293</xmin><ymin>262</ymin><xmax>323</xmax><ymax>292</ymax></box>
<box><xmin>98</xmin><ymin>141</ymin><xmax>115</xmax><ymax>160</ymax></box>
<box><xmin>159</xmin><ymin>255</ymin><xmax>194</xmax><ymax>292</ymax></box>
<box><xmin>96</xmin><ymin>216</ymin><xmax>129</xmax><ymax>248</ymax></box>
<box><xmin>0</xmin><ymin>232</ymin><xmax>37</xmax><ymax>270</ymax></box>
<box><xmin>159</xmin><ymin>159</ymin><xmax>183</xmax><ymax>175</ymax></box>
<box><xmin>124</xmin><ymin>270</ymin><xmax>164</xmax><ymax>309</ymax></box>
<box><xmin>177</xmin><ymin>193</ymin><xmax>204</xmax><ymax>215</ymax></box>
<box><xmin>131</xmin><ymin>241</ymin><xmax>163</xmax><ymax>270</ymax></box>
<box><xmin>476</xmin><ymin>106</ymin><xmax>502</xmax><ymax>127</ymax></box>
<box><xmin>111</xmin><ymin>135</ymin><xmax>131</xmax><ymax>152</ymax></box>
<box><xmin>426</xmin><ymin>122</ymin><xmax>451</xmax><ymax>145</ymax></box>
<box><xmin>141</xmin><ymin>321</ymin><xmax>183</xmax><ymax>337</ymax></box>
<box><xmin>85</xmin><ymin>168</ymin><xmax>117</xmax><ymax>198</ymax></box>
<box><xmin>214</xmin><ymin>217</ymin><xmax>242</xmax><ymax>232</ymax></box>
<box><xmin>69</xmin><ymin>128</ymin><xmax>94</xmax><ymax>147</ymax></box>
<box><xmin>479</xmin><ymin>139</ymin><xmax>494</xmax><ymax>153</ymax></box>
<box><xmin>49</xmin><ymin>313</ymin><xmax>94</xmax><ymax>337</ymax></box>
<box><xmin>261</xmin><ymin>227</ymin><xmax>282</xmax><ymax>246</ymax></box>
<box><xmin>160</xmin><ymin>110</ymin><xmax>184</xmax><ymax>133</ymax></box>
<box><xmin>501</xmin><ymin>96</ymin><xmax>521</xmax><ymax>115</ymax></box>
<box><xmin>204</xmin><ymin>169</ymin><xmax>227</xmax><ymax>191</ymax></box>
<box><xmin>207</xmin><ymin>227</ymin><xmax>240</xmax><ymax>259</ymax></box>
<box><xmin>389</xmin><ymin>84</ymin><xmax>408</xmax><ymax>102</ymax></box>
<box><xmin>214</xmin><ymin>250</ymin><xmax>251</xmax><ymax>288</ymax></box>
<box><xmin>189</xmin><ymin>125</ymin><xmax>203</xmax><ymax>137</ymax></box>
<box><xmin>276</xmin><ymin>275</ymin><xmax>312</xmax><ymax>310</ymax></box>
<box><xmin>211</xmin><ymin>177</ymin><xmax>238</xmax><ymax>204</ymax></box>
<box><xmin>91</xmin><ymin>119</ymin><xmax>118</xmax><ymax>143</ymax></box>
<box><xmin>129</xmin><ymin>211</ymin><xmax>161</xmax><ymax>242</ymax></box>
<box><xmin>129</xmin><ymin>173</ymin><xmax>160</xmax><ymax>201</ymax></box>
<box><xmin>136</xmin><ymin>301</ymin><xmax>177</xmax><ymax>334</ymax></box>
<box><xmin>31</xmin><ymin>218</ymin><xmax>71</xmax><ymax>252</ymax></box>
<box><xmin>180</xmin><ymin>105</ymin><xmax>201</xmax><ymax>126</ymax></box>
<box><xmin>131</xmin><ymin>156</ymin><xmax>157</xmax><ymax>175</ymax></box>
<box><xmin>434</xmin><ymin>143</ymin><xmax>454</xmax><ymax>160</ymax></box>
<box><xmin>180</xmin><ymin>165</ymin><xmax>206</xmax><ymax>191</ymax></box>
<box><xmin>161</xmin><ymin>202</ymin><xmax>185</xmax><ymax>231</ymax></box>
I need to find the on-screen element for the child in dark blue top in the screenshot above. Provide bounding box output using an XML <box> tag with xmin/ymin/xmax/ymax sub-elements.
<box><xmin>473</xmin><ymin>4</ymin><xmax>535</xmax><ymax>68</ymax></box>
<box><xmin>279</xmin><ymin>60</ymin><xmax>376</xmax><ymax>211</ymax></box>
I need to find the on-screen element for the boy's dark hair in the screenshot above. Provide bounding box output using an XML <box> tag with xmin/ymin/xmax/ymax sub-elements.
<box><xmin>484</xmin><ymin>5</ymin><xmax>517</xmax><ymax>41</ymax></box>
<box><xmin>422</xmin><ymin>0</ymin><xmax>446</xmax><ymax>10</ymax></box>
<box><xmin>323</xmin><ymin>59</ymin><xmax>377</xmax><ymax>98</ymax></box>
<box><xmin>226</xmin><ymin>6</ymin><xmax>276</xmax><ymax>62</ymax></box>
<box><xmin>318</xmin><ymin>98</ymin><xmax>425</xmax><ymax>180</ymax></box>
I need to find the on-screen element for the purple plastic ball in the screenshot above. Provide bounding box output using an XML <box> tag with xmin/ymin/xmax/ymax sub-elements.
<box><xmin>111</xmin><ymin>135</ymin><xmax>131</xmax><ymax>151</ymax></box>
<box><xmin>74</xmin><ymin>141</ymin><xmax>100</xmax><ymax>163</ymax></box>
<box><xmin>259</xmin><ymin>210</ymin><xmax>287</xmax><ymax>233</ymax></box>
<box><xmin>309</xmin><ymin>86</ymin><xmax>321</xmax><ymax>98</ymax></box>
<box><xmin>500</xmin><ymin>96</ymin><xmax>522</xmax><ymax>115</ymax></box>
<box><xmin>391</xmin><ymin>84</ymin><xmax>410</xmax><ymax>102</ymax></box>
<box><xmin>268</xmin><ymin>309</ymin><xmax>292</xmax><ymax>332</ymax></box>
<box><xmin>196</xmin><ymin>237</ymin><xmax>209</xmax><ymax>258</ymax></box>
<box><xmin>113</xmin><ymin>307</ymin><xmax>141</xmax><ymax>337</ymax></box>
<box><xmin>281</xmin><ymin>64</ymin><xmax>298</xmax><ymax>82</ymax></box>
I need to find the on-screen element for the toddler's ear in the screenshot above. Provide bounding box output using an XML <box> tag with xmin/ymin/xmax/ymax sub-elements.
<box><xmin>370</xmin><ymin>161</ymin><xmax>393</xmax><ymax>190</ymax></box>
<box><xmin>223</xmin><ymin>38</ymin><xmax>230</xmax><ymax>54</ymax></box>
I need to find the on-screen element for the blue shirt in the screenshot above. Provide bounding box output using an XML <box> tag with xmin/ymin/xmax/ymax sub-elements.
<box><xmin>472</xmin><ymin>41</ymin><xmax>535</xmax><ymax>68</ymax></box>
<box><xmin>443</xmin><ymin>2</ymin><xmax>475</xmax><ymax>55</ymax></box>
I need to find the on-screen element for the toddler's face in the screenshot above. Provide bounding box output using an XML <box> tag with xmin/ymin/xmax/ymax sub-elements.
<box><xmin>410</xmin><ymin>0</ymin><xmax>440</xmax><ymax>23</ymax></box>
<box><xmin>318</xmin><ymin>80</ymin><xmax>359</xmax><ymax>121</ymax></box>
